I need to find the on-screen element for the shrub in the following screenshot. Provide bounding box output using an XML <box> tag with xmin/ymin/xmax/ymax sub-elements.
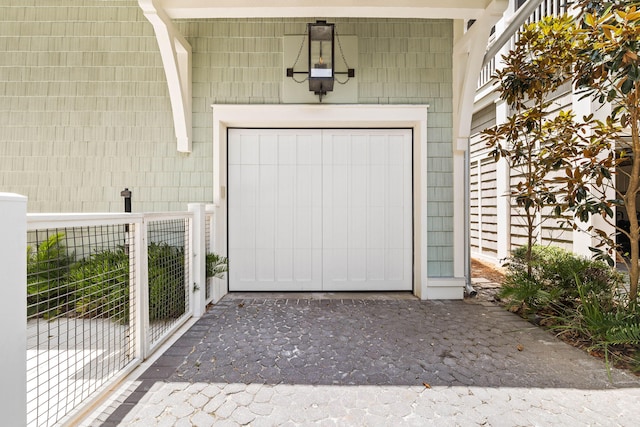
<box><xmin>499</xmin><ymin>245</ymin><xmax>623</xmax><ymax>314</ymax></box>
<box><xmin>26</xmin><ymin>232</ymin><xmax>74</xmax><ymax>318</ymax></box>
<box><xmin>68</xmin><ymin>247</ymin><xmax>130</xmax><ymax>322</ymax></box>
<box><xmin>66</xmin><ymin>242</ymin><xmax>188</xmax><ymax>323</ymax></box>
<box><xmin>148</xmin><ymin>242</ymin><xmax>186</xmax><ymax>321</ymax></box>
<box><xmin>206</xmin><ymin>253</ymin><xmax>228</xmax><ymax>279</ymax></box>
<box><xmin>27</xmin><ymin>236</ymin><xmax>191</xmax><ymax>323</ymax></box>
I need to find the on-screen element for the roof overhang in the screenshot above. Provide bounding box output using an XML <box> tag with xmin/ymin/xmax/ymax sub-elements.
<box><xmin>156</xmin><ymin>0</ymin><xmax>500</xmax><ymax>20</ymax></box>
<box><xmin>138</xmin><ymin>0</ymin><xmax>508</xmax><ymax>153</ymax></box>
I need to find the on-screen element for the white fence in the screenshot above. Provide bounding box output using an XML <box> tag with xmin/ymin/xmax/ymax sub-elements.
<box><xmin>1</xmin><ymin>197</ymin><xmax>225</xmax><ymax>427</ymax></box>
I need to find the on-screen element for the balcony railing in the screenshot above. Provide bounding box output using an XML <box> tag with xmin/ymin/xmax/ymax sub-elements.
<box><xmin>478</xmin><ymin>0</ymin><xmax>569</xmax><ymax>89</ymax></box>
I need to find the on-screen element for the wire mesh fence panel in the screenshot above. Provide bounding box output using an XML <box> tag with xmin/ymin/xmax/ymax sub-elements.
<box><xmin>147</xmin><ymin>218</ymin><xmax>191</xmax><ymax>347</ymax></box>
<box><xmin>26</xmin><ymin>225</ymin><xmax>136</xmax><ymax>427</ymax></box>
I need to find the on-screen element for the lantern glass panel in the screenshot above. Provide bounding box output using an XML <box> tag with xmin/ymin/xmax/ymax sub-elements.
<box><xmin>309</xmin><ymin>25</ymin><xmax>333</xmax><ymax>78</ymax></box>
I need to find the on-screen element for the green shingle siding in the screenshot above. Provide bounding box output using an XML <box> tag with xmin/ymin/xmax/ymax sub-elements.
<box><xmin>0</xmin><ymin>2</ymin><xmax>454</xmax><ymax>277</ymax></box>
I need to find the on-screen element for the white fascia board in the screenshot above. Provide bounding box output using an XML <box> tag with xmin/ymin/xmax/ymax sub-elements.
<box><xmin>158</xmin><ymin>0</ymin><xmax>497</xmax><ymax>20</ymax></box>
<box><xmin>139</xmin><ymin>0</ymin><xmax>193</xmax><ymax>153</ymax></box>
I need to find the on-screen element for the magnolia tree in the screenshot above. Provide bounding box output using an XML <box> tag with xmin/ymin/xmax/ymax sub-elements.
<box><xmin>559</xmin><ymin>1</ymin><xmax>640</xmax><ymax>302</ymax></box>
<box><xmin>481</xmin><ymin>15</ymin><xmax>591</xmax><ymax>277</ymax></box>
<box><xmin>483</xmin><ymin>1</ymin><xmax>640</xmax><ymax>302</ymax></box>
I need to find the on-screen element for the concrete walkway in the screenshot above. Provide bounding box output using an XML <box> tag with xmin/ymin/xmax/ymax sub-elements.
<box><xmin>89</xmin><ymin>293</ymin><xmax>640</xmax><ymax>426</ymax></box>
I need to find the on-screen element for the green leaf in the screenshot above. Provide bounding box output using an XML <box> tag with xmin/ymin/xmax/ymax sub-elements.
<box><xmin>621</xmin><ymin>78</ymin><xmax>634</xmax><ymax>94</ymax></box>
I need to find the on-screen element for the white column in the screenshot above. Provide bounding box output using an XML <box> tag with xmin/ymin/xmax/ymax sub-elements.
<box><xmin>0</xmin><ymin>193</ymin><xmax>27</xmax><ymax>427</ymax></box>
<box><xmin>453</xmin><ymin>146</ymin><xmax>467</xmax><ymax>279</ymax></box>
<box><xmin>495</xmin><ymin>99</ymin><xmax>512</xmax><ymax>263</ymax></box>
<box><xmin>571</xmin><ymin>94</ymin><xmax>615</xmax><ymax>257</ymax></box>
<box><xmin>188</xmin><ymin>203</ymin><xmax>207</xmax><ymax>316</ymax></box>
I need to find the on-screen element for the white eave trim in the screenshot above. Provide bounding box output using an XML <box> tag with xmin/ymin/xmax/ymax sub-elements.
<box><xmin>157</xmin><ymin>0</ymin><xmax>502</xmax><ymax>20</ymax></box>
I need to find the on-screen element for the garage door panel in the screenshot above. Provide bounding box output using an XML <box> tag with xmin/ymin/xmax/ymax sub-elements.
<box><xmin>388</xmin><ymin>165</ymin><xmax>405</xmax><ymax>206</ymax></box>
<box><xmin>368</xmin><ymin>165</ymin><xmax>386</xmax><ymax>207</ymax></box>
<box><xmin>278</xmin><ymin>135</ymin><xmax>296</xmax><ymax>164</ymax></box>
<box><xmin>329</xmin><ymin>165</ymin><xmax>349</xmax><ymax>205</ymax></box>
<box><xmin>351</xmin><ymin>136</ymin><xmax>368</xmax><ymax>165</ymax></box>
<box><xmin>237</xmin><ymin>209</ymin><xmax>256</xmax><ymax>249</ymax></box>
<box><xmin>228</xmin><ymin>128</ymin><xmax>412</xmax><ymax>292</ymax></box>
<box><xmin>259</xmin><ymin>136</ymin><xmax>277</xmax><ymax>164</ymax></box>
<box><xmin>274</xmin><ymin>248</ymin><xmax>293</xmax><ymax>281</ymax></box>
<box><xmin>351</xmin><ymin>165</ymin><xmax>367</xmax><ymax>206</ymax></box>
<box><xmin>367</xmin><ymin>248</ymin><xmax>385</xmax><ymax>280</ymax></box>
<box><xmin>349</xmin><ymin>206</ymin><xmax>367</xmax><ymax>248</ymax></box>
<box><xmin>327</xmin><ymin>136</ymin><xmax>350</xmax><ymax>164</ymax></box>
<box><xmin>277</xmin><ymin>165</ymin><xmax>295</xmax><ymax>206</ymax></box>
<box><xmin>297</xmin><ymin>136</ymin><xmax>322</xmax><ymax>165</ymax></box>
<box><xmin>325</xmin><ymin>206</ymin><xmax>348</xmax><ymax>250</ymax></box>
<box><xmin>367</xmin><ymin>206</ymin><xmax>385</xmax><ymax>248</ymax></box>
<box><xmin>349</xmin><ymin>249</ymin><xmax>367</xmax><ymax>281</ymax></box>
<box><xmin>258</xmin><ymin>165</ymin><xmax>277</xmax><ymax>207</ymax></box>
<box><xmin>386</xmin><ymin>249</ymin><xmax>404</xmax><ymax>280</ymax></box>
<box><xmin>256</xmin><ymin>249</ymin><xmax>275</xmax><ymax>281</ymax></box>
<box><xmin>293</xmin><ymin>248</ymin><xmax>315</xmax><ymax>282</ymax></box>
<box><xmin>235</xmin><ymin>165</ymin><xmax>258</xmax><ymax>208</ymax></box>
<box><xmin>294</xmin><ymin>206</ymin><xmax>314</xmax><ymax>248</ymax></box>
<box><xmin>275</xmin><ymin>209</ymin><xmax>294</xmax><ymax>249</ymax></box>
<box><xmin>229</xmin><ymin>249</ymin><xmax>255</xmax><ymax>282</ymax></box>
<box><xmin>324</xmin><ymin>248</ymin><xmax>348</xmax><ymax>281</ymax></box>
<box><xmin>240</xmin><ymin>134</ymin><xmax>259</xmax><ymax>165</ymax></box>
<box><xmin>388</xmin><ymin>206</ymin><xmax>405</xmax><ymax>248</ymax></box>
<box><xmin>322</xmin><ymin>129</ymin><xmax>412</xmax><ymax>291</ymax></box>
<box><xmin>370</xmin><ymin>138</ymin><xmax>386</xmax><ymax>164</ymax></box>
<box><xmin>255</xmin><ymin>207</ymin><xmax>275</xmax><ymax>249</ymax></box>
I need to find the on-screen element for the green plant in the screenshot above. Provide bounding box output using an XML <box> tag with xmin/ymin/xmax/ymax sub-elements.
<box><xmin>554</xmin><ymin>278</ymin><xmax>640</xmax><ymax>374</ymax></box>
<box><xmin>68</xmin><ymin>242</ymin><xmax>188</xmax><ymax>322</ymax></box>
<box><xmin>206</xmin><ymin>253</ymin><xmax>228</xmax><ymax>279</ymax></box>
<box><xmin>68</xmin><ymin>247</ymin><xmax>130</xmax><ymax>322</ymax></box>
<box><xmin>499</xmin><ymin>245</ymin><xmax>623</xmax><ymax>314</ymax></box>
<box><xmin>148</xmin><ymin>242</ymin><xmax>186</xmax><ymax>321</ymax></box>
<box><xmin>26</xmin><ymin>232</ymin><xmax>74</xmax><ymax>318</ymax></box>
<box><xmin>499</xmin><ymin>268</ymin><xmax>551</xmax><ymax>315</ymax></box>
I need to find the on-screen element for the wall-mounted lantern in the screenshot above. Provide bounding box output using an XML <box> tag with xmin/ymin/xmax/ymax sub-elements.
<box><xmin>286</xmin><ymin>20</ymin><xmax>355</xmax><ymax>102</ymax></box>
<box><xmin>308</xmin><ymin>21</ymin><xmax>334</xmax><ymax>98</ymax></box>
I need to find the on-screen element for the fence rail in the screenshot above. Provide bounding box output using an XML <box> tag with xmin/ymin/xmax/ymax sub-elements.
<box><xmin>17</xmin><ymin>208</ymin><xmax>219</xmax><ymax>427</ymax></box>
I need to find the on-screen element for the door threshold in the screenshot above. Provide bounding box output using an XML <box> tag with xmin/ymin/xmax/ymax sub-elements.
<box><xmin>224</xmin><ymin>291</ymin><xmax>417</xmax><ymax>301</ymax></box>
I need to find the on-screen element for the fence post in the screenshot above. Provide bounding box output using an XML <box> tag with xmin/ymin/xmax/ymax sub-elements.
<box><xmin>0</xmin><ymin>193</ymin><xmax>27</xmax><ymax>426</ymax></box>
<box><xmin>133</xmin><ymin>218</ymin><xmax>150</xmax><ymax>360</ymax></box>
<box><xmin>188</xmin><ymin>203</ymin><xmax>207</xmax><ymax>317</ymax></box>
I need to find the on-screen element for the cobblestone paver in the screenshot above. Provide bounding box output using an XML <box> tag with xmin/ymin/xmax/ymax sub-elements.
<box><xmin>90</xmin><ymin>294</ymin><xmax>640</xmax><ymax>426</ymax></box>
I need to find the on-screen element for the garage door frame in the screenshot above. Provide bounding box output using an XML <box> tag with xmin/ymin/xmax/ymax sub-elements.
<box><xmin>211</xmin><ymin>104</ymin><xmax>431</xmax><ymax>299</ymax></box>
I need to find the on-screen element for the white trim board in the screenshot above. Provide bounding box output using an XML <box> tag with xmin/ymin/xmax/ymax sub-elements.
<box><xmin>210</xmin><ymin>104</ymin><xmax>461</xmax><ymax>299</ymax></box>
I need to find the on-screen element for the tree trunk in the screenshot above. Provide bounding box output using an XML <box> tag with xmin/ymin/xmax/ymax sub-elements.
<box><xmin>628</xmin><ymin>97</ymin><xmax>640</xmax><ymax>302</ymax></box>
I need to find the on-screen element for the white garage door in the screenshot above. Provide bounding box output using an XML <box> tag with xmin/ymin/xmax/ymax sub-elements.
<box><xmin>228</xmin><ymin>128</ymin><xmax>413</xmax><ymax>291</ymax></box>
